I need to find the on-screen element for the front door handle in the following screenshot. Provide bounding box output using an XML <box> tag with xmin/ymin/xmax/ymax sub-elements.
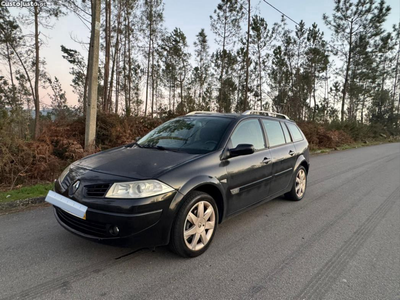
<box><xmin>262</xmin><ymin>157</ymin><xmax>271</xmax><ymax>164</ymax></box>
<box><xmin>289</xmin><ymin>150</ymin><xmax>295</xmax><ymax>156</ymax></box>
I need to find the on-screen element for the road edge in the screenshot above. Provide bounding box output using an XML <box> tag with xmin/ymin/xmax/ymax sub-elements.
<box><xmin>0</xmin><ymin>196</ymin><xmax>46</xmax><ymax>212</ymax></box>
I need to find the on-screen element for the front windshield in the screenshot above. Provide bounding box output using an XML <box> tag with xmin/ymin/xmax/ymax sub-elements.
<box><xmin>137</xmin><ymin>117</ymin><xmax>232</xmax><ymax>154</ymax></box>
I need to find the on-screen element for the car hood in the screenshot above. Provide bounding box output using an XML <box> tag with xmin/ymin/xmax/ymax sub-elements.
<box><xmin>74</xmin><ymin>146</ymin><xmax>199</xmax><ymax>180</ymax></box>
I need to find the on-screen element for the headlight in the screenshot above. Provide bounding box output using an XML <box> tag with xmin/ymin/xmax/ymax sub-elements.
<box><xmin>105</xmin><ymin>180</ymin><xmax>174</xmax><ymax>199</ymax></box>
<box><xmin>58</xmin><ymin>165</ymin><xmax>71</xmax><ymax>183</ymax></box>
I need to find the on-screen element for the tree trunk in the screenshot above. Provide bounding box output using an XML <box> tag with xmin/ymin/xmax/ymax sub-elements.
<box><xmin>85</xmin><ymin>0</ymin><xmax>101</xmax><ymax>151</ymax></box>
<box><xmin>127</xmin><ymin>12</ymin><xmax>132</xmax><ymax>116</ymax></box>
<box><xmin>392</xmin><ymin>43</ymin><xmax>399</xmax><ymax>111</ymax></box>
<box><xmin>313</xmin><ymin>74</ymin><xmax>317</xmax><ymax>121</ymax></box>
<box><xmin>198</xmin><ymin>56</ymin><xmax>203</xmax><ymax>107</ymax></box>
<box><xmin>236</xmin><ymin>72</ymin><xmax>241</xmax><ymax>112</ymax></box>
<box><xmin>9</xmin><ymin>42</ymin><xmax>35</xmax><ymax>113</ymax></box>
<box><xmin>325</xmin><ymin>68</ymin><xmax>329</xmax><ymax>121</ymax></box>
<box><xmin>115</xmin><ymin>47</ymin><xmax>119</xmax><ymax>114</ymax></box>
<box><xmin>218</xmin><ymin>13</ymin><xmax>227</xmax><ymax>112</ymax></box>
<box><xmin>83</xmin><ymin>34</ymin><xmax>92</xmax><ymax>116</ymax></box>
<box><xmin>108</xmin><ymin>5</ymin><xmax>121</xmax><ymax>113</ymax></box>
<box><xmin>173</xmin><ymin>83</ymin><xmax>176</xmax><ymax>113</ymax></box>
<box><xmin>102</xmin><ymin>0</ymin><xmax>111</xmax><ymax>112</ymax></box>
<box><xmin>180</xmin><ymin>78</ymin><xmax>184</xmax><ymax>109</ymax></box>
<box><xmin>168</xmin><ymin>78</ymin><xmax>172</xmax><ymax>111</ymax></box>
<box><xmin>361</xmin><ymin>92</ymin><xmax>366</xmax><ymax>124</ymax></box>
<box><xmin>82</xmin><ymin>0</ymin><xmax>95</xmax><ymax>116</ymax></box>
<box><xmin>258</xmin><ymin>46</ymin><xmax>262</xmax><ymax>110</ymax></box>
<box><xmin>379</xmin><ymin>62</ymin><xmax>386</xmax><ymax>116</ymax></box>
<box><xmin>6</xmin><ymin>43</ymin><xmax>17</xmax><ymax>105</ymax></box>
<box><xmin>34</xmin><ymin>6</ymin><xmax>40</xmax><ymax>139</ymax></box>
<box><xmin>151</xmin><ymin>40</ymin><xmax>155</xmax><ymax>117</ymax></box>
<box><xmin>218</xmin><ymin>53</ymin><xmax>226</xmax><ymax>112</ymax></box>
<box><xmin>108</xmin><ymin>48</ymin><xmax>116</xmax><ymax>112</ymax></box>
<box><xmin>244</xmin><ymin>0</ymin><xmax>251</xmax><ymax>112</ymax></box>
<box><xmin>123</xmin><ymin>8</ymin><xmax>128</xmax><ymax>116</ymax></box>
<box><xmin>144</xmin><ymin>1</ymin><xmax>153</xmax><ymax>116</ymax></box>
<box><xmin>155</xmin><ymin>74</ymin><xmax>159</xmax><ymax>117</ymax></box>
<box><xmin>341</xmin><ymin>21</ymin><xmax>353</xmax><ymax>123</ymax></box>
<box><xmin>145</xmin><ymin>31</ymin><xmax>152</xmax><ymax>116</ymax></box>
<box><xmin>111</xmin><ymin>0</ymin><xmax>122</xmax><ymax>114</ymax></box>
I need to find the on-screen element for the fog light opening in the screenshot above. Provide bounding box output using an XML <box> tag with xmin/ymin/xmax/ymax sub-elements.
<box><xmin>109</xmin><ymin>225</ymin><xmax>120</xmax><ymax>236</ymax></box>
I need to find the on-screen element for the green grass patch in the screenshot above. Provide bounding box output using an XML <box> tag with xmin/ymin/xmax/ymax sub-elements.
<box><xmin>0</xmin><ymin>183</ymin><xmax>54</xmax><ymax>203</ymax></box>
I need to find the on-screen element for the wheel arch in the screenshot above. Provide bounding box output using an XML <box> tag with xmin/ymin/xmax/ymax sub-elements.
<box><xmin>294</xmin><ymin>154</ymin><xmax>309</xmax><ymax>173</ymax></box>
<box><xmin>193</xmin><ymin>184</ymin><xmax>224</xmax><ymax>224</ymax></box>
<box><xmin>170</xmin><ymin>176</ymin><xmax>226</xmax><ymax>224</ymax></box>
<box><xmin>286</xmin><ymin>155</ymin><xmax>309</xmax><ymax>190</ymax></box>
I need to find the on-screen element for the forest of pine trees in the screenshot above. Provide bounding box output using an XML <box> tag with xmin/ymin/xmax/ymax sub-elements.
<box><xmin>1</xmin><ymin>0</ymin><xmax>399</xmax><ymax>140</ymax></box>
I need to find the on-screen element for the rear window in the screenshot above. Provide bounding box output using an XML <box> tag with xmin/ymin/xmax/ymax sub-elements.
<box><xmin>286</xmin><ymin>123</ymin><xmax>304</xmax><ymax>142</ymax></box>
<box><xmin>262</xmin><ymin>120</ymin><xmax>286</xmax><ymax>147</ymax></box>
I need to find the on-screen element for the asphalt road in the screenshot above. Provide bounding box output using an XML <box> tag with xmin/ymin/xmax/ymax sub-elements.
<box><xmin>0</xmin><ymin>143</ymin><xmax>399</xmax><ymax>300</ymax></box>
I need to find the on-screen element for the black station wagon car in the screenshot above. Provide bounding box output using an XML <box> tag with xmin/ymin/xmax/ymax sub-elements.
<box><xmin>46</xmin><ymin>110</ymin><xmax>310</xmax><ymax>257</ymax></box>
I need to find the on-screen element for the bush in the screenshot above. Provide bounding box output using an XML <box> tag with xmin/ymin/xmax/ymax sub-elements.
<box><xmin>0</xmin><ymin>137</ymin><xmax>65</xmax><ymax>189</ymax></box>
<box><xmin>326</xmin><ymin>120</ymin><xmax>392</xmax><ymax>141</ymax></box>
<box><xmin>96</xmin><ymin>112</ymin><xmax>180</xmax><ymax>148</ymax></box>
<box><xmin>0</xmin><ymin>113</ymin><xmax>180</xmax><ymax>189</ymax></box>
<box><xmin>298</xmin><ymin>122</ymin><xmax>354</xmax><ymax>150</ymax></box>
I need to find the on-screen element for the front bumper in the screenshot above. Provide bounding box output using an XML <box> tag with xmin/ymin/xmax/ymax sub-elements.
<box><xmin>50</xmin><ymin>190</ymin><xmax>178</xmax><ymax>248</ymax></box>
<box><xmin>50</xmin><ymin>167</ymin><xmax>182</xmax><ymax>247</ymax></box>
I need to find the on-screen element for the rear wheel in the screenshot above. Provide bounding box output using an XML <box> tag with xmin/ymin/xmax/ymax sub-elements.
<box><xmin>285</xmin><ymin>166</ymin><xmax>307</xmax><ymax>201</ymax></box>
<box><xmin>169</xmin><ymin>191</ymin><xmax>218</xmax><ymax>257</ymax></box>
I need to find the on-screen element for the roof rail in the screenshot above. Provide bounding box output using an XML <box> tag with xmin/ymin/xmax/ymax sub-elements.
<box><xmin>242</xmin><ymin>110</ymin><xmax>290</xmax><ymax>120</ymax></box>
<box><xmin>186</xmin><ymin>111</ymin><xmax>217</xmax><ymax>115</ymax></box>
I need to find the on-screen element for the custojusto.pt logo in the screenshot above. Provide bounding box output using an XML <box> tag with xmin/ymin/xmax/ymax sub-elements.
<box><xmin>1</xmin><ymin>1</ymin><xmax>47</xmax><ymax>8</ymax></box>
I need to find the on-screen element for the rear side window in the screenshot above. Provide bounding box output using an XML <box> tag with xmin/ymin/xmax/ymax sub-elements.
<box><xmin>231</xmin><ymin>119</ymin><xmax>265</xmax><ymax>150</ymax></box>
<box><xmin>262</xmin><ymin>120</ymin><xmax>286</xmax><ymax>147</ymax></box>
<box><xmin>286</xmin><ymin>123</ymin><xmax>304</xmax><ymax>142</ymax></box>
<box><xmin>281</xmin><ymin>122</ymin><xmax>292</xmax><ymax>143</ymax></box>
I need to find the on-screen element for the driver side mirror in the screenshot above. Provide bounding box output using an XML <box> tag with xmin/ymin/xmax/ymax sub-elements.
<box><xmin>228</xmin><ymin>144</ymin><xmax>255</xmax><ymax>158</ymax></box>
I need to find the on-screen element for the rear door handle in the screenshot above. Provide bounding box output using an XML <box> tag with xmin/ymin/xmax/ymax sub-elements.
<box><xmin>262</xmin><ymin>157</ymin><xmax>271</xmax><ymax>164</ymax></box>
<box><xmin>289</xmin><ymin>150</ymin><xmax>295</xmax><ymax>156</ymax></box>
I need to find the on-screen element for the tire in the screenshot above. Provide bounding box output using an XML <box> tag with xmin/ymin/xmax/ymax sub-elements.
<box><xmin>285</xmin><ymin>166</ymin><xmax>307</xmax><ymax>201</ymax></box>
<box><xmin>169</xmin><ymin>191</ymin><xmax>218</xmax><ymax>258</ymax></box>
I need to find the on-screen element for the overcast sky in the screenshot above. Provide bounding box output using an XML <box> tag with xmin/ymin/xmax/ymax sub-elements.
<box><xmin>6</xmin><ymin>0</ymin><xmax>400</xmax><ymax>107</ymax></box>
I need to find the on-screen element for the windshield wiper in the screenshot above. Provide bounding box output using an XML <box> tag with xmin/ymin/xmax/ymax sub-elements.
<box><xmin>125</xmin><ymin>142</ymin><xmax>142</xmax><ymax>148</ymax></box>
<box><xmin>141</xmin><ymin>145</ymin><xmax>179</xmax><ymax>152</ymax></box>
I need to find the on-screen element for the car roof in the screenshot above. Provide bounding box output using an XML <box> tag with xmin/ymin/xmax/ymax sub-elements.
<box><xmin>183</xmin><ymin>112</ymin><xmax>296</xmax><ymax>123</ymax></box>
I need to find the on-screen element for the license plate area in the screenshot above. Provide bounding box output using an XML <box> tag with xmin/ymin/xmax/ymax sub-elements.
<box><xmin>45</xmin><ymin>191</ymin><xmax>88</xmax><ymax>220</ymax></box>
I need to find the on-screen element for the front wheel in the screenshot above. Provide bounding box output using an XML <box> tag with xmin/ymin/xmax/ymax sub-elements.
<box><xmin>285</xmin><ymin>166</ymin><xmax>307</xmax><ymax>201</ymax></box>
<box><xmin>169</xmin><ymin>191</ymin><xmax>218</xmax><ymax>258</ymax></box>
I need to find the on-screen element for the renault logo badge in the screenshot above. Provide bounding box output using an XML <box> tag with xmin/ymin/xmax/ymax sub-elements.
<box><xmin>72</xmin><ymin>180</ymin><xmax>80</xmax><ymax>194</ymax></box>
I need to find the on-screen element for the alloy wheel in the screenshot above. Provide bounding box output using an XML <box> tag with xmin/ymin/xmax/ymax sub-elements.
<box><xmin>295</xmin><ymin>169</ymin><xmax>306</xmax><ymax>198</ymax></box>
<box><xmin>183</xmin><ymin>201</ymin><xmax>216</xmax><ymax>251</ymax></box>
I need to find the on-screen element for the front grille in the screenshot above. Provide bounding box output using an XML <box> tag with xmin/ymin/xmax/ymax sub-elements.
<box><xmin>61</xmin><ymin>174</ymin><xmax>72</xmax><ymax>190</ymax></box>
<box><xmin>85</xmin><ymin>184</ymin><xmax>110</xmax><ymax>197</ymax></box>
<box><xmin>56</xmin><ymin>207</ymin><xmax>109</xmax><ymax>237</ymax></box>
